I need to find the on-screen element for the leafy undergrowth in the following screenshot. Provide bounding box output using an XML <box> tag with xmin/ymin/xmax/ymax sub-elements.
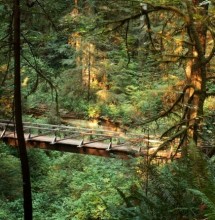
<box><xmin>0</xmin><ymin>141</ymin><xmax>215</xmax><ymax>219</ymax></box>
<box><xmin>116</xmin><ymin>143</ymin><xmax>215</xmax><ymax>220</ymax></box>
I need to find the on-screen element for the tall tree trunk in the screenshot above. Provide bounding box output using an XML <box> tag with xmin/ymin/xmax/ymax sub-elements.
<box><xmin>183</xmin><ymin>0</ymin><xmax>208</xmax><ymax>153</ymax></box>
<box><xmin>14</xmin><ymin>0</ymin><xmax>33</xmax><ymax>219</ymax></box>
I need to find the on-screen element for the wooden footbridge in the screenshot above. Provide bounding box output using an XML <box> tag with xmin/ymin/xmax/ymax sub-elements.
<box><xmin>0</xmin><ymin>119</ymin><xmax>170</xmax><ymax>159</ymax></box>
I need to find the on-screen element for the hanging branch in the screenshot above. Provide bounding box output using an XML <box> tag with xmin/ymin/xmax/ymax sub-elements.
<box><xmin>21</xmin><ymin>33</ymin><xmax>59</xmax><ymax>115</ymax></box>
<box><xmin>21</xmin><ymin>54</ymin><xmax>59</xmax><ymax>115</ymax></box>
<box><xmin>107</xmin><ymin>4</ymin><xmax>187</xmax><ymax>26</ymax></box>
<box><xmin>149</xmin><ymin>127</ymin><xmax>188</xmax><ymax>161</ymax></box>
<box><xmin>161</xmin><ymin>119</ymin><xmax>188</xmax><ymax>138</ymax></box>
<box><xmin>170</xmin><ymin>132</ymin><xmax>187</xmax><ymax>159</ymax></box>
<box><xmin>144</xmin><ymin>9</ymin><xmax>156</xmax><ymax>50</ymax></box>
<box><xmin>101</xmin><ymin>3</ymin><xmax>188</xmax><ymax>57</ymax></box>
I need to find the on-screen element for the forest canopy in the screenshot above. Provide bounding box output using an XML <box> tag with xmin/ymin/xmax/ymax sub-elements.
<box><xmin>0</xmin><ymin>0</ymin><xmax>215</xmax><ymax>219</ymax></box>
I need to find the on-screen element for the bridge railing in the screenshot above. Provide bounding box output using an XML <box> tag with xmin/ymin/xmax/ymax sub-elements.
<box><xmin>0</xmin><ymin>120</ymin><xmax>162</xmax><ymax>152</ymax></box>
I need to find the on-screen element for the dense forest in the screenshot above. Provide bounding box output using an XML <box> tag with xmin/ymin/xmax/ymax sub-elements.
<box><xmin>0</xmin><ymin>0</ymin><xmax>215</xmax><ymax>219</ymax></box>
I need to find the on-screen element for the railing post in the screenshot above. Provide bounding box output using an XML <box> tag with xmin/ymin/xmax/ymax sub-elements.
<box><xmin>27</xmin><ymin>128</ymin><xmax>31</xmax><ymax>140</ymax></box>
<box><xmin>89</xmin><ymin>130</ymin><xmax>93</xmax><ymax>141</ymax></box>
<box><xmin>106</xmin><ymin>137</ymin><xmax>112</xmax><ymax>151</ymax></box>
<box><xmin>77</xmin><ymin>139</ymin><xmax>84</xmax><ymax>148</ymax></box>
<box><xmin>0</xmin><ymin>125</ymin><xmax>6</xmax><ymax>138</ymax></box>
<box><xmin>51</xmin><ymin>129</ymin><xmax>57</xmax><ymax>144</ymax></box>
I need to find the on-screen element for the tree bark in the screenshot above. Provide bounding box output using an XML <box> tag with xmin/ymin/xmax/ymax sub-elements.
<box><xmin>14</xmin><ymin>0</ymin><xmax>33</xmax><ymax>219</ymax></box>
<box><xmin>182</xmin><ymin>0</ymin><xmax>208</xmax><ymax>154</ymax></box>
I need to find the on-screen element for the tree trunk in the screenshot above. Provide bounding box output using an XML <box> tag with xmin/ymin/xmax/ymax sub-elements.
<box><xmin>183</xmin><ymin>0</ymin><xmax>208</xmax><ymax>153</ymax></box>
<box><xmin>14</xmin><ymin>0</ymin><xmax>33</xmax><ymax>219</ymax></box>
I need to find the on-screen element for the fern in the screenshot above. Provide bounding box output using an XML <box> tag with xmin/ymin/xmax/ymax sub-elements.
<box><xmin>116</xmin><ymin>144</ymin><xmax>215</xmax><ymax>219</ymax></box>
<box><xmin>188</xmin><ymin>189</ymin><xmax>215</xmax><ymax>220</ymax></box>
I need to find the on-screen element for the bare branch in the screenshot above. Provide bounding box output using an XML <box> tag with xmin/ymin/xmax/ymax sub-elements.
<box><xmin>149</xmin><ymin>127</ymin><xmax>188</xmax><ymax>160</ymax></box>
<box><xmin>136</xmin><ymin>84</ymin><xmax>194</xmax><ymax>125</ymax></box>
<box><xmin>106</xmin><ymin>4</ymin><xmax>188</xmax><ymax>30</ymax></box>
<box><xmin>171</xmin><ymin>132</ymin><xmax>187</xmax><ymax>159</ymax></box>
<box><xmin>144</xmin><ymin>4</ymin><xmax>187</xmax><ymax>19</ymax></box>
<box><xmin>161</xmin><ymin>120</ymin><xmax>187</xmax><ymax>138</ymax></box>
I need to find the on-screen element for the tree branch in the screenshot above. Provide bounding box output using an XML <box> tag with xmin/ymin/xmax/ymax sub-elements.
<box><xmin>149</xmin><ymin>127</ymin><xmax>188</xmax><ymax>160</ymax></box>
<box><xmin>21</xmin><ymin>54</ymin><xmax>59</xmax><ymax>115</ymax></box>
<box><xmin>161</xmin><ymin>119</ymin><xmax>187</xmax><ymax>138</ymax></box>
<box><xmin>106</xmin><ymin>4</ymin><xmax>187</xmax><ymax>30</ymax></box>
<box><xmin>186</xmin><ymin>1</ymin><xmax>205</xmax><ymax>59</ymax></box>
<box><xmin>136</xmin><ymin>85</ymin><xmax>194</xmax><ymax>125</ymax></box>
<box><xmin>144</xmin><ymin>10</ymin><xmax>156</xmax><ymax>50</ymax></box>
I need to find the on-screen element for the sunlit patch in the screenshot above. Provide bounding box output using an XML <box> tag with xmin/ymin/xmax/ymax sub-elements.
<box><xmin>22</xmin><ymin>77</ymin><xmax>29</xmax><ymax>87</ymax></box>
<box><xmin>204</xmin><ymin>96</ymin><xmax>215</xmax><ymax>111</ymax></box>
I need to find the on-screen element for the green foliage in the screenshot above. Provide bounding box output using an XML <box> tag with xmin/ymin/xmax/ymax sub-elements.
<box><xmin>0</xmin><ymin>0</ymin><xmax>215</xmax><ymax>218</ymax></box>
<box><xmin>0</xmin><ymin>142</ymin><xmax>23</xmax><ymax>219</ymax></box>
<box><xmin>115</xmin><ymin>144</ymin><xmax>215</xmax><ymax>220</ymax></box>
<box><xmin>188</xmin><ymin>189</ymin><xmax>215</xmax><ymax>220</ymax></box>
<box><xmin>1</xmin><ymin>141</ymin><xmax>215</xmax><ymax>220</ymax></box>
<box><xmin>0</xmin><ymin>153</ymin><xmax>22</xmax><ymax>198</ymax></box>
<box><xmin>17</xmin><ymin>150</ymin><xmax>135</xmax><ymax>219</ymax></box>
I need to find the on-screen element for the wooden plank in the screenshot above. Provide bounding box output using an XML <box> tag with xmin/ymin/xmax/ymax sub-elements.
<box><xmin>1</xmin><ymin>132</ymin><xmax>141</xmax><ymax>159</ymax></box>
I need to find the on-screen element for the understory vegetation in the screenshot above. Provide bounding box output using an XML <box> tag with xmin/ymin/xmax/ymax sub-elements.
<box><xmin>1</xmin><ymin>142</ymin><xmax>215</xmax><ymax>220</ymax></box>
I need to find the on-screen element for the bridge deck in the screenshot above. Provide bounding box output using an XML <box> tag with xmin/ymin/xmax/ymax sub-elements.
<box><xmin>2</xmin><ymin>131</ymin><xmax>144</xmax><ymax>159</ymax></box>
<box><xmin>0</xmin><ymin>120</ymin><xmax>176</xmax><ymax>159</ymax></box>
